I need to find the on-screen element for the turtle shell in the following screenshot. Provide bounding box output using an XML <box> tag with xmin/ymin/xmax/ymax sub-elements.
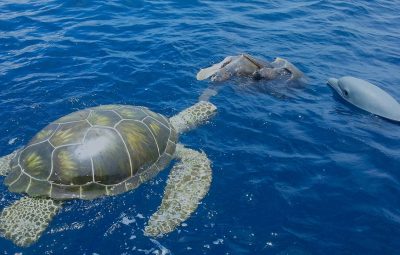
<box><xmin>4</xmin><ymin>105</ymin><xmax>177</xmax><ymax>200</ymax></box>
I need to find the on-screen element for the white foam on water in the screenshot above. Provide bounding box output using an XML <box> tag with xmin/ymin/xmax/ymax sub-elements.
<box><xmin>149</xmin><ymin>239</ymin><xmax>171</xmax><ymax>255</ymax></box>
<box><xmin>8</xmin><ymin>138</ymin><xmax>17</xmax><ymax>145</ymax></box>
<box><xmin>49</xmin><ymin>222</ymin><xmax>85</xmax><ymax>234</ymax></box>
<box><xmin>121</xmin><ymin>216</ymin><xmax>135</xmax><ymax>226</ymax></box>
<box><xmin>212</xmin><ymin>238</ymin><xmax>224</xmax><ymax>245</ymax></box>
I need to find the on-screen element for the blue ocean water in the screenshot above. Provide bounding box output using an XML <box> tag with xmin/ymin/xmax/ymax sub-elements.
<box><xmin>1</xmin><ymin>0</ymin><xmax>400</xmax><ymax>254</ymax></box>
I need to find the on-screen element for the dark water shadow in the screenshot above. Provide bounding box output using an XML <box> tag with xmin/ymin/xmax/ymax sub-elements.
<box><xmin>200</xmin><ymin>75</ymin><xmax>307</xmax><ymax>101</ymax></box>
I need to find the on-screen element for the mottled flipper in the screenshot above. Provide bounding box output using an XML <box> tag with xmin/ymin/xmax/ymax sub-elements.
<box><xmin>144</xmin><ymin>144</ymin><xmax>212</xmax><ymax>237</ymax></box>
<box><xmin>169</xmin><ymin>101</ymin><xmax>217</xmax><ymax>134</ymax></box>
<box><xmin>0</xmin><ymin>197</ymin><xmax>62</xmax><ymax>247</ymax></box>
<box><xmin>0</xmin><ymin>150</ymin><xmax>18</xmax><ymax>176</ymax></box>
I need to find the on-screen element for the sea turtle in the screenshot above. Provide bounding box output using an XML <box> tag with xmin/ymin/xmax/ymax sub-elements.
<box><xmin>0</xmin><ymin>101</ymin><xmax>217</xmax><ymax>247</ymax></box>
<box><xmin>196</xmin><ymin>54</ymin><xmax>303</xmax><ymax>82</ymax></box>
<box><xmin>196</xmin><ymin>54</ymin><xmax>304</xmax><ymax>101</ymax></box>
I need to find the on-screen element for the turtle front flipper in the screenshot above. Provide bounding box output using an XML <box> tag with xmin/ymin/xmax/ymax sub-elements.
<box><xmin>196</xmin><ymin>56</ymin><xmax>234</xmax><ymax>81</ymax></box>
<box><xmin>0</xmin><ymin>150</ymin><xmax>19</xmax><ymax>176</ymax></box>
<box><xmin>199</xmin><ymin>86</ymin><xmax>219</xmax><ymax>102</ymax></box>
<box><xmin>242</xmin><ymin>53</ymin><xmax>271</xmax><ymax>69</ymax></box>
<box><xmin>169</xmin><ymin>100</ymin><xmax>217</xmax><ymax>134</ymax></box>
<box><xmin>144</xmin><ymin>144</ymin><xmax>212</xmax><ymax>237</ymax></box>
<box><xmin>0</xmin><ymin>197</ymin><xmax>62</xmax><ymax>247</ymax></box>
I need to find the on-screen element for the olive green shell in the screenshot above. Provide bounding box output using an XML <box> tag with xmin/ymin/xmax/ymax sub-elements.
<box><xmin>5</xmin><ymin>105</ymin><xmax>177</xmax><ymax>200</ymax></box>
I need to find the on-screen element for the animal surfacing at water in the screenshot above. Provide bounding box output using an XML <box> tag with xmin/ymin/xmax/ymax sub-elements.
<box><xmin>197</xmin><ymin>54</ymin><xmax>305</xmax><ymax>101</ymax></box>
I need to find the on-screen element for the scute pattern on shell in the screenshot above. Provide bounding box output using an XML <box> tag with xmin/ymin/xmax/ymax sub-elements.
<box><xmin>5</xmin><ymin>105</ymin><xmax>177</xmax><ymax>200</ymax></box>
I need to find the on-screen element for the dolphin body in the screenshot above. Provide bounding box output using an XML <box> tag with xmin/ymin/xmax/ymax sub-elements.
<box><xmin>327</xmin><ymin>76</ymin><xmax>400</xmax><ymax>122</ymax></box>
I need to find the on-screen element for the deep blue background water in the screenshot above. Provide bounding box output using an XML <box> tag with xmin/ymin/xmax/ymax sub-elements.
<box><xmin>1</xmin><ymin>1</ymin><xmax>400</xmax><ymax>254</ymax></box>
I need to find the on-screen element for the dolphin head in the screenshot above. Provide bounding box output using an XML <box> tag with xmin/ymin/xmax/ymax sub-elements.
<box><xmin>327</xmin><ymin>76</ymin><xmax>400</xmax><ymax>122</ymax></box>
<box><xmin>327</xmin><ymin>77</ymin><xmax>351</xmax><ymax>99</ymax></box>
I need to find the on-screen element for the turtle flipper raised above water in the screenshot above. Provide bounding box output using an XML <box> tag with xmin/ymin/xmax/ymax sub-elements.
<box><xmin>196</xmin><ymin>54</ymin><xmax>264</xmax><ymax>82</ymax></box>
<box><xmin>270</xmin><ymin>57</ymin><xmax>304</xmax><ymax>81</ymax></box>
<box><xmin>196</xmin><ymin>55</ymin><xmax>235</xmax><ymax>81</ymax></box>
<box><xmin>0</xmin><ymin>101</ymin><xmax>216</xmax><ymax>247</ymax></box>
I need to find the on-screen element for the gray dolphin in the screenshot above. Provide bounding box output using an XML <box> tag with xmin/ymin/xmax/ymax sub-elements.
<box><xmin>327</xmin><ymin>76</ymin><xmax>400</xmax><ymax>122</ymax></box>
<box><xmin>196</xmin><ymin>54</ymin><xmax>303</xmax><ymax>82</ymax></box>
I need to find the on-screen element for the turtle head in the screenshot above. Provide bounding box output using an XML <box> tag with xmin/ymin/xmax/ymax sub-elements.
<box><xmin>252</xmin><ymin>68</ymin><xmax>289</xmax><ymax>81</ymax></box>
<box><xmin>252</xmin><ymin>70</ymin><xmax>263</xmax><ymax>80</ymax></box>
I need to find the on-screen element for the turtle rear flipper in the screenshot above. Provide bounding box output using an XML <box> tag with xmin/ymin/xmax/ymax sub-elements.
<box><xmin>144</xmin><ymin>144</ymin><xmax>212</xmax><ymax>237</ymax></box>
<box><xmin>0</xmin><ymin>197</ymin><xmax>62</xmax><ymax>247</ymax></box>
<box><xmin>0</xmin><ymin>150</ymin><xmax>18</xmax><ymax>176</ymax></box>
<box><xmin>271</xmin><ymin>57</ymin><xmax>304</xmax><ymax>81</ymax></box>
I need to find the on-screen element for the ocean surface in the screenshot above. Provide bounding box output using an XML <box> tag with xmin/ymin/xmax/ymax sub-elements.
<box><xmin>1</xmin><ymin>1</ymin><xmax>400</xmax><ymax>254</ymax></box>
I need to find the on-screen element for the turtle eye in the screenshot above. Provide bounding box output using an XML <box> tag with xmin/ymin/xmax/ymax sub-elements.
<box><xmin>343</xmin><ymin>90</ymin><xmax>349</xmax><ymax>96</ymax></box>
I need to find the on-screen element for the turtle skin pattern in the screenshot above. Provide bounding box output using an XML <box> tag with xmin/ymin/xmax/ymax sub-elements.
<box><xmin>4</xmin><ymin>105</ymin><xmax>177</xmax><ymax>200</ymax></box>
